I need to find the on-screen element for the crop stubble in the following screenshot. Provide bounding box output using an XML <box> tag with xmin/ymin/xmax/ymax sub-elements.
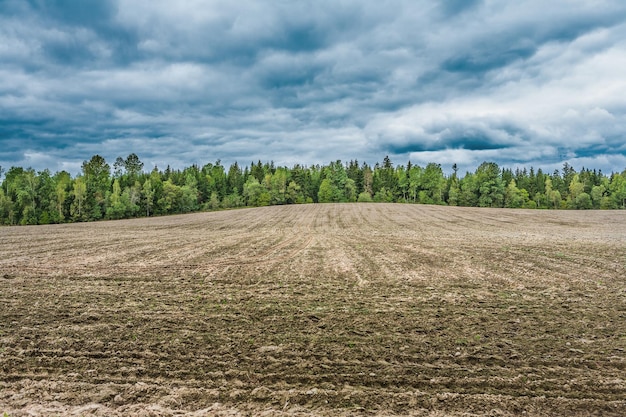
<box><xmin>0</xmin><ymin>204</ymin><xmax>625</xmax><ymax>416</ymax></box>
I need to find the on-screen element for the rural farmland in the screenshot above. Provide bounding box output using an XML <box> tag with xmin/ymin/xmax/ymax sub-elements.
<box><xmin>0</xmin><ymin>203</ymin><xmax>625</xmax><ymax>416</ymax></box>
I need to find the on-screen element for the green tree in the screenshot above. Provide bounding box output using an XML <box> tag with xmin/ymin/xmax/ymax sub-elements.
<box><xmin>16</xmin><ymin>168</ymin><xmax>39</xmax><ymax>224</ymax></box>
<box><xmin>374</xmin><ymin>187</ymin><xmax>394</xmax><ymax>202</ymax></box>
<box><xmin>476</xmin><ymin>162</ymin><xmax>504</xmax><ymax>207</ymax></box>
<box><xmin>396</xmin><ymin>165</ymin><xmax>409</xmax><ymax>202</ymax></box>
<box><xmin>408</xmin><ymin>165</ymin><xmax>423</xmax><ymax>203</ymax></box>
<box><xmin>286</xmin><ymin>181</ymin><xmax>303</xmax><ymax>204</ymax></box>
<box><xmin>71</xmin><ymin>176</ymin><xmax>87</xmax><ymax>220</ymax></box>
<box><xmin>243</xmin><ymin>176</ymin><xmax>267</xmax><ymax>206</ymax></box>
<box><xmin>505</xmin><ymin>179</ymin><xmax>525</xmax><ymax>208</ymax></box>
<box><xmin>203</xmin><ymin>160</ymin><xmax>228</xmax><ymax>200</ymax></box>
<box><xmin>53</xmin><ymin>171</ymin><xmax>71</xmax><ymax>222</ymax></box>
<box><xmin>378</xmin><ymin>156</ymin><xmax>398</xmax><ymax>197</ymax></box>
<box><xmin>346</xmin><ymin>160</ymin><xmax>364</xmax><ymax>194</ymax></box>
<box><xmin>317</xmin><ymin>178</ymin><xmax>335</xmax><ymax>203</ymax></box>
<box><xmin>3</xmin><ymin>167</ymin><xmax>37</xmax><ymax>224</ymax></box>
<box><xmin>590</xmin><ymin>184</ymin><xmax>605</xmax><ymax>209</ymax></box>
<box><xmin>549</xmin><ymin>170</ymin><xmax>564</xmax><ymax>198</ymax></box>
<box><xmin>180</xmin><ymin>172</ymin><xmax>199</xmax><ymax>212</ymax></box>
<box><xmin>567</xmin><ymin>174</ymin><xmax>585</xmax><ymax>208</ymax></box>
<box><xmin>546</xmin><ymin>177</ymin><xmax>564</xmax><ymax>209</ymax></box>
<box><xmin>420</xmin><ymin>163</ymin><xmax>446</xmax><ymax>204</ymax></box>
<box><xmin>542</xmin><ymin>177</ymin><xmax>553</xmax><ymax>209</ymax></box>
<box><xmin>207</xmin><ymin>192</ymin><xmax>221</xmax><ymax>210</ymax></box>
<box><xmin>106</xmin><ymin>179</ymin><xmax>127</xmax><ymax>219</ymax></box>
<box><xmin>551</xmin><ymin>189</ymin><xmax>562</xmax><ymax>209</ymax></box>
<box><xmin>227</xmin><ymin>162</ymin><xmax>245</xmax><ymax>196</ymax></box>
<box><xmin>148</xmin><ymin>168</ymin><xmax>164</xmax><ymax>214</ymax></box>
<box><xmin>362</xmin><ymin>163</ymin><xmax>373</xmax><ymax>196</ymax></box>
<box><xmin>357</xmin><ymin>191</ymin><xmax>373</xmax><ymax>202</ymax></box>
<box><xmin>459</xmin><ymin>172</ymin><xmax>479</xmax><ymax>206</ymax></box>
<box><xmin>562</xmin><ymin>162</ymin><xmax>576</xmax><ymax>197</ymax></box>
<box><xmin>270</xmin><ymin>168</ymin><xmax>289</xmax><ymax>205</ymax></box>
<box><xmin>609</xmin><ymin>170</ymin><xmax>626</xmax><ymax>209</ymax></box>
<box><xmin>322</xmin><ymin>160</ymin><xmax>349</xmax><ymax>202</ymax></box>
<box><xmin>36</xmin><ymin>169</ymin><xmax>56</xmax><ymax>224</ymax></box>
<box><xmin>113</xmin><ymin>156</ymin><xmax>125</xmax><ymax>178</ymax></box>
<box><xmin>142</xmin><ymin>179</ymin><xmax>155</xmax><ymax>216</ymax></box>
<box><xmin>344</xmin><ymin>178</ymin><xmax>356</xmax><ymax>202</ymax></box>
<box><xmin>124</xmin><ymin>153</ymin><xmax>144</xmax><ymax>179</ymax></box>
<box><xmin>250</xmin><ymin>160</ymin><xmax>265</xmax><ymax>182</ymax></box>
<box><xmin>158</xmin><ymin>179</ymin><xmax>183</xmax><ymax>213</ymax></box>
<box><xmin>124</xmin><ymin>181</ymin><xmax>141</xmax><ymax>217</ymax></box>
<box><xmin>447</xmin><ymin>176</ymin><xmax>460</xmax><ymax>206</ymax></box>
<box><xmin>569</xmin><ymin>174</ymin><xmax>584</xmax><ymax>199</ymax></box>
<box><xmin>609</xmin><ymin>171</ymin><xmax>626</xmax><ymax>209</ymax></box>
<box><xmin>82</xmin><ymin>155</ymin><xmax>110</xmax><ymax>220</ymax></box>
<box><xmin>0</xmin><ymin>187</ymin><xmax>14</xmax><ymax>225</ymax></box>
<box><xmin>222</xmin><ymin>190</ymin><xmax>244</xmax><ymax>208</ymax></box>
<box><xmin>114</xmin><ymin>153</ymin><xmax>144</xmax><ymax>181</ymax></box>
<box><xmin>575</xmin><ymin>192</ymin><xmax>592</xmax><ymax>209</ymax></box>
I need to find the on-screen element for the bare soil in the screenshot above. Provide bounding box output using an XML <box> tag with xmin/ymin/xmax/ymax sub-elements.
<box><xmin>0</xmin><ymin>204</ymin><xmax>625</xmax><ymax>416</ymax></box>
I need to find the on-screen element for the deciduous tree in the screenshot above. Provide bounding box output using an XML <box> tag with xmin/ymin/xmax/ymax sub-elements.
<box><xmin>475</xmin><ymin>162</ymin><xmax>504</xmax><ymax>207</ymax></box>
<box><xmin>142</xmin><ymin>179</ymin><xmax>155</xmax><ymax>216</ymax></box>
<box><xmin>71</xmin><ymin>176</ymin><xmax>87</xmax><ymax>221</ymax></box>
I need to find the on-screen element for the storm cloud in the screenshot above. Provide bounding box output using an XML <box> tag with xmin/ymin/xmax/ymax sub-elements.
<box><xmin>1</xmin><ymin>0</ymin><xmax>625</xmax><ymax>175</ymax></box>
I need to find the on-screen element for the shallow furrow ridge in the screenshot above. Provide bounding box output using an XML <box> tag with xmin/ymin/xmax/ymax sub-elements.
<box><xmin>1</xmin><ymin>204</ymin><xmax>625</xmax><ymax>416</ymax></box>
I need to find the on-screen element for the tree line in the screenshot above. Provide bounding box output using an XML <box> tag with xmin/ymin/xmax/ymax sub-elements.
<box><xmin>1</xmin><ymin>154</ymin><xmax>625</xmax><ymax>225</ymax></box>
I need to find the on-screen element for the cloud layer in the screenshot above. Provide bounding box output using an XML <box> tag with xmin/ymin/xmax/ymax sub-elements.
<box><xmin>1</xmin><ymin>0</ymin><xmax>626</xmax><ymax>175</ymax></box>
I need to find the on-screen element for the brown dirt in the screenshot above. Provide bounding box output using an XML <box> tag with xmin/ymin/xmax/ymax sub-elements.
<box><xmin>0</xmin><ymin>203</ymin><xmax>625</xmax><ymax>416</ymax></box>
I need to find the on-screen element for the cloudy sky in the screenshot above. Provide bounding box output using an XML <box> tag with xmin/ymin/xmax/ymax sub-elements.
<box><xmin>1</xmin><ymin>0</ymin><xmax>626</xmax><ymax>176</ymax></box>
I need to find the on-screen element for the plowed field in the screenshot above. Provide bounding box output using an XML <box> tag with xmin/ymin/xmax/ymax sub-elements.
<box><xmin>1</xmin><ymin>204</ymin><xmax>625</xmax><ymax>416</ymax></box>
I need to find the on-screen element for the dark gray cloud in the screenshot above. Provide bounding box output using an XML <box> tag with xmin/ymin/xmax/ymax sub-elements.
<box><xmin>1</xmin><ymin>0</ymin><xmax>626</xmax><ymax>177</ymax></box>
<box><xmin>442</xmin><ymin>46</ymin><xmax>537</xmax><ymax>74</ymax></box>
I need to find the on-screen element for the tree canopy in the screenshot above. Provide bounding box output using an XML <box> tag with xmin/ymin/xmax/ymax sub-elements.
<box><xmin>1</xmin><ymin>154</ymin><xmax>625</xmax><ymax>225</ymax></box>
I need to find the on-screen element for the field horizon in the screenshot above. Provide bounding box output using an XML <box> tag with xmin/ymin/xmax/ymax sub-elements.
<box><xmin>1</xmin><ymin>203</ymin><xmax>625</xmax><ymax>416</ymax></box>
